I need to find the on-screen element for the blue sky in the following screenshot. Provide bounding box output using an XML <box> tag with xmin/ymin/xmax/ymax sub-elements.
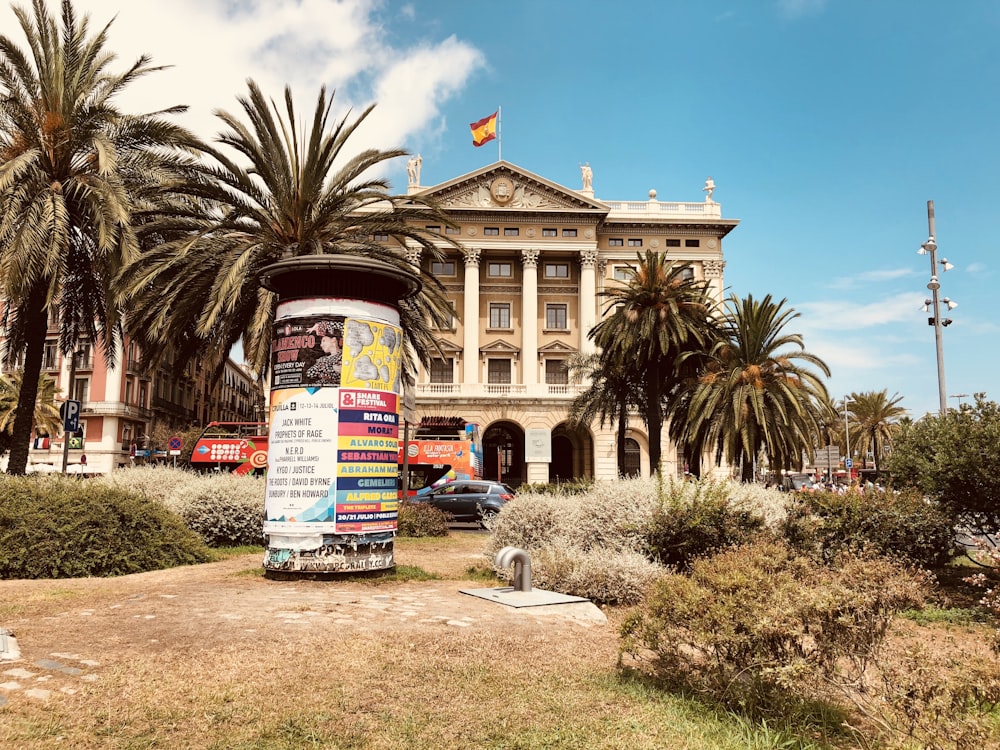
<box><xmin>29</xmin><ymin>0</ymin><xmax>1000</xmax><ymax>418</ymax></box>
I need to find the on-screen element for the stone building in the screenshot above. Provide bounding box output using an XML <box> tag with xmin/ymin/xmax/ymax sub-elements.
<box><xmin>402</xmin><ymin>160</ymin><xmax>739</xmax><ymax>484</ymax></box>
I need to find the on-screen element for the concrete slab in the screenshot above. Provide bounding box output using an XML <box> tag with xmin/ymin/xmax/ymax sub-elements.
<box><xmin>0</xmin><ymin>629</ymin><xmax>20</xmax><ymax>661</ymax></box>
<box><xmin>459</xmin><ymin>587</ymin><xmax>607</xmax><ymax>624</ymax></box>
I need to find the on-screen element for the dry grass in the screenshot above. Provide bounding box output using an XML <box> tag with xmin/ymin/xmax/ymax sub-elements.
<box><xmin>0</xmin><ymin>532</ymin><xmax>817</xmax><ymax>749</ymax></box>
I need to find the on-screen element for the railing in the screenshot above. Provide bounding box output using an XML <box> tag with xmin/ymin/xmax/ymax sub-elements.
<box><xmin>82</xmin><ymin>401</ymin><xmax>152</xmax><ymax>420</ymax></box>
<box><xmin>603</xmin><ymin>199</ymin><xmax>722</xmax><ymax>219</ymax></box>
<box><xmin>415</xmin><ymin>383</ymin><xmax>585</xmax><ymax>399</ymax></box>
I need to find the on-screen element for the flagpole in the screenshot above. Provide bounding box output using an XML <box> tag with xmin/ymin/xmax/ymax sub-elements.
<box><xmin>497</xmin><ymin>106</ymin><xmax>502</xmax><ymax>162</ymax></box>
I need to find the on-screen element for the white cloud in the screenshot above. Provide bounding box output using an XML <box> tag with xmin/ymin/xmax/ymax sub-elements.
<box><xmin>825</xmin><ymin>267</ymin><xmax>920</xmax><ymax>290</ymax></box>
<box><xmin>796</xmin><ymin>292</ymin><xmax>927</xmax><ymax>331</ymax></box>
<box><xmin>40</xmin><ymin>0</ymin><xmax>483</xmax><ymax>182</ymax></box>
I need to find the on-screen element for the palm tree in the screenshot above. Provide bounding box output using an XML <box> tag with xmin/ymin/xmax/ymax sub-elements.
<box><xmin>589</xmin><ymin>250</ymin><xmax>716</xmax><ymax>475</ymax></box>
<box><xmin>0</xmin><ymin>369</ymin><xmax>61</xmax><ymax>438</ymax></box>
<box><xmin>679</xmin><ymin>293</ymin><xmax>830</xmax><ymax>482</ymax></box>
<box><xmin>846</xmin><ymin>389</ymin><xmax>906</xmax><ymax>473</ymax></box>
<box><xmin>565</xmin><ymin>351</ymin><xmax>646</xmax><ymax>476</ymax></box>
<box><xmin>119</xmin><ymin>82</ymin><xmax>460</xmax><ymax>384</ymax></box>
<box><xmin>0</xmin><ymin>0</ymin><xmax>197</xmax><ymax>473</ymax></box>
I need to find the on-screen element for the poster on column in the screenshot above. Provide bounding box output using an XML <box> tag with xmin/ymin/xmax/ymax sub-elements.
<box><xmin>264</xmin><ymin>303</ymin><xmax>404</xmax><ymax>534</ymax></box>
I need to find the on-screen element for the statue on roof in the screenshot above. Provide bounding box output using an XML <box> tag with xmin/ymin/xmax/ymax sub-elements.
<box><xmin>580</xmin><ymin>162</ymin><xmax>593</xmax><ymax>191</ymax></box>
<box><xmin>407</xmin><ymin>154</ymin><xmax>422</xmax><ymax>187</ymax></box>
<box><xmin>703</xmin><ymin>176</ymin><xmax>716</xmax><ymax>202</ymax></box>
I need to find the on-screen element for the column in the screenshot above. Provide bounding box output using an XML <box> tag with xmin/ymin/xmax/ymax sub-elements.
<box><xmin>521</xmin><ymin>249</ymin><xmax>539</xmax><ymax>386</ymax></box>
<box><xmin>703</xmin><ymin>259</ymin><xmax>725</xmax><ymax>301</ymax></box>
<box><xmin>462</xmin><ymin>247</ymin><xmax>481</xmax><ymax>386</ymax></box>
<box><xmin>579</xmin><ymin>249</ymin><xmax>598</xmax><ymax>354</ymax></box>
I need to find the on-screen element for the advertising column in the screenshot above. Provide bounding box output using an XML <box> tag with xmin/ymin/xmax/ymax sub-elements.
<box><xmin>258</xmin><ymin>256</ymin><xmax>420</xmax><ymax>574</ymax></box>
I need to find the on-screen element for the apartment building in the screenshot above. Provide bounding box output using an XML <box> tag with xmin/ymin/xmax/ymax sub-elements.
<box><xmin>5</xmin><ymin>316</ymin><xmax>263</xmax><ymax>474</ymax></box>
<box><xmin>403</xmin><ymin>160</ymin><xmax>738</xmax><ymax>484</ymax></box>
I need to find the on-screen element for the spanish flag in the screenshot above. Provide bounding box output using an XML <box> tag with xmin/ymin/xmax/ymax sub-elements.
<box><xmin>470</xmin><ymin>111</ymin><xmax>498</xmax><ymax>147</ymax></box>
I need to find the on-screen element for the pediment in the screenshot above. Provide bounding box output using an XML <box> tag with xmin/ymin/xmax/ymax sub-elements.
<box><xmin>432</xmin><ymin>338</ymin><xmax>463</xmax><ymax>354</ymax></box>
<box><xmin>479</xmin><ymin>338</ymin><xmax>521</xmax><ymax>355</ymax></box>
<box><xmin>415</xmin><ymin>161</ymin><xmax>608</xmax><ymax>213</ymax></box>
<box><xmin>537</xmin><ymin>341</ymin><xmax>578</xmax><ymax>354</ymax></box>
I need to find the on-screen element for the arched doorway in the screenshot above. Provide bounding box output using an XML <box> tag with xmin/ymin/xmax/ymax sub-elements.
<box><xmin>483</xmin><ymin>422</ymin><xmax>524</xmax><ymax>486</ymax></box>
<box><xmin>551</xmin><ymin>422</ymin><xmax>594</xmax><ymax>483</ymax></box>
<box><xmin>623</xmin><ymin>437</ymin><xmax>641</xmax><ymax>478</ymax></box>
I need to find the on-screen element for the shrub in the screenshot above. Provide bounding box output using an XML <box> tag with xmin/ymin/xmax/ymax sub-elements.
<box><xmin>641</xmin><ymin>481</ymin><xmax>768</xmax><ymax>570</ymax></box>
<box><xmin>396</xmin><ymin>499</ymin><xmax>450</xmax><ymax>537</ymax></box>
<box><xmin>620</xmin><ymin>540</ymin><xmax>930</xmax><ymax>714</ymax></box>
<box><xmin>0</xmin><ymin>475</ymin><xmax>211</xmax><ymax>578</ymax></box>
<box><xmin>94</xmin><ymin>464</ymin><xmax>201</xmax><ymax>505</ymax></box>
<box><xmin>166</xmin><ymin>473</ymin><xmax>266</xmax><ymax>547</ymax></box>
<box><xmin>780</xmin><ymin>487</ymin><xmax>955</xmax><ymax>568</ymax></box>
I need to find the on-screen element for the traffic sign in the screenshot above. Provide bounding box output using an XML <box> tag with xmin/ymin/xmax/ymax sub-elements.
<box><xmin>168</xmin><ymin>436</ymin><xmax>183</xmax><ymax>450</ymax></box>
<box><xmin>60</xmin><ymin>399</ymin><xmax>81</xmax><ymax>433</ymax></box>
<box><xmin>845</xmin><ymin>458</ymin><xmax>853</xmax><ymax>468</ymax></box>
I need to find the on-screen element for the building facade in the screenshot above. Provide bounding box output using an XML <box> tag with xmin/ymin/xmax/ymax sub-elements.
<box><xmin>4</xmin><ymin>325</ymin><xmax>264</xmax><ymax>474</ymax></box>
<box><xmin>403</xmin><ymin>160</ymin><xmax>738</xmax><ymax>485</ymax></box>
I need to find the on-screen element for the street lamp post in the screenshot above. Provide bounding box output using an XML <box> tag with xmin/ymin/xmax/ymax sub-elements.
<box><xmin>918</xmin><ymin>200</ymin><xmax>957</xmax><ymax>416</ymax></box>
<box><xmin>843</xmin><ymin>395</ymin><xmax>853</xmax><ymax>481</ymax></box>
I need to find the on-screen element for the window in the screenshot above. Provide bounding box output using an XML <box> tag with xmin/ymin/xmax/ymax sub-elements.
<box><xmin>561</xmin><ymin>228</ymin><xmax>577</xmax><ymax>237</ymax></box>
<box><xmin>432</xmin><ymin>301</ymin><xmax>456</xmax><ymax>330</ymax></box>
<box><xmin>484</xmin><ymin>227</ymin><xmax>500</xmax><ymax>236</ymax></box>
<box><xmin>125</xmin><ymin>380</ymin><xmax>133</xmax><ymax>405</ymax></box>
<box><xmin>545</xmin><ymin>304</ymin><xmax>568</xmax><ymax>330</ymax></box>
<box><xmin>608</xmin><ymin>238</ymin><xmax>623</xmax><ymax>247</ymax></box>
<box><xmin>488</xmin><ymin>262</ymin><xmax>512</xmax><ymax>277</ymax></box>
<box><xmin>42</xmin><ymin>341</ymin><xmax>58</xmax><ymax>370</ymax></box>
<box><xmin>489</xmin><ymin>303</ymin><xmax>511</xmax><ymax>329</ymax></box>
<box><xmin>544</xmin><ymin>263</ymin><xmax>569</xmax><ymax>279</ymax></box>
<box><xmin>665</xmin><ymin>239</ymin><xmax>681</xmax><ymax>247</ymax></box>
<box><xmin>425</xmin><ymin>225</ymin><xmax>441</xmax><ymax>233</ymax></box>
<box><xmin>73</xmin><ymin>377</ymin><xmax>89</xmax><ymax>403</ymax></box>
<box><xmin>445</xmin><ymin>226</ymin><xmax>461</xmax><ymax>235</ymax></box>
<box><xmin>613</xmin><ymin>266</ymin><xmax>634</xmax><ymax>282</ymax></box>
<box><xmin>681</xmin><ymin>267</ymin><xmax>695</xmax><ymax>281</ymax></box>
<box><xmin>504</xmin><ymin>228</ymin><xmax>519</xmax><ymax>236</ymax></box>
<box><xmin>628</xmin><ymin>238</ymin><xmax>642</xmax><ymax>247</ymax></box>
<box><xmin>74</xmin><ymin>341</ymin><xmax>93</xmax><ymax>369</ymax></box>
<box><xmin>545</xmin><ymin>359</ymin><xmax>568</xmax><ymax>385</ymax></box>
<box><xmin>139</xmin><ymin>383</ymin><xmax>148</xmax><ymax>409</ymax></box>
<box><xmin>487</xmin><ymin>359</ymin><xmax>511</xmax><ymax>384</ymax></box>
<box><xmin>372</xmin><ymin>232</ymin><xmax>389</xmax><ymax>242</ymax></box>
<box><xmin>542</xmin><ymin>228</ymin><xmax>557</xmax><ymax>237</ymax></box>
<box><xmin>429</xmin><ymin>358</ymin><xmax>454</xmax><ymax>383</ymax></box>
<box><xmin>431</xmin><ymin>261</ymin><xmax>455</xmax><ymax>276</ymax></box>
<box><xmin>685</xmin><ymin>239</ymin><xmax>700</xmax><ymax>247</ymax></box>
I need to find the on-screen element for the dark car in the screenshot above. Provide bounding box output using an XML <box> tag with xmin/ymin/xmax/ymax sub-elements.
<box><xmin>416</xmin><ymin>480</ymin><xmax>515</xmax><ymax>528</ymax></box>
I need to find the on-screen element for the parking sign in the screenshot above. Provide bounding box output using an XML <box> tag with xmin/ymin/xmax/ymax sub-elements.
<box><xmin>60</xmin><ymin>400</ymin><xmax>81</xmax><ymax>433</ymax></box>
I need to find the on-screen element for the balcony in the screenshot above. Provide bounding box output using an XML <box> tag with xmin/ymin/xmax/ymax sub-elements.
<box><xmin>415</xmin><ymin>383</ymin><xmax>586</xmax><ymax>399</ymax></box>
<box><xmin>82</xmin><ymin>401</ymin><xmax>153</xmax><ymax>420</ymax></box>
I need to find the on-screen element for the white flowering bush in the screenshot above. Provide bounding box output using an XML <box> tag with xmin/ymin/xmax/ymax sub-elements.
<box><xmin>95</xmin><ymin>467</ymin><xmax>265</xmax><ymax>547</ymax></box>
<box><xmin>487</xmin><ymin>476</ymin><xmax>792</xmax><ymax>604</ymax></box>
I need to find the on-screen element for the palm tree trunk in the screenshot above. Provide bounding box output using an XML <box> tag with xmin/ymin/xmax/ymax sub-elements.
<box><xmin>7</xmin><ymin>289</ymin><xmax>48</xmax><ymax>475</ymax></box>
<box><xmin>646</xmin><ymin>365</ymin><xmax>662</xmax><ymax>476</ymax></box>
<box><xmin>616</xmin><ymin>409</ymin><xmax>628</xmax><ymax>477</ymax></box>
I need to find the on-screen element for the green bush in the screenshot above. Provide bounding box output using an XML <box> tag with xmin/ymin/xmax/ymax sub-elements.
<box><xmin>396</xmin><ymin>499</ymin><xmax>450</xmax><ymax>537</ymax></box>
<box><xmin>165</xmin><ymin>472</ymin><xmax>265</xmax><ymax>547</ymax></box>
<box><xmin>519</xmin><ymin>480</ymin><xmax>594</xmax><ymax>495</ymax></box>
<box><xmin>0</xmin><ymin>475</ymin><xmax>211</xmax><ymax>579</ymax></box>
<box><xmin>642</xmin><ymin>481</ymin><xmax>767</xmax><ymax>570</ymax></box>
<box><xmin>780</xmin><ymin>488</ymin><xmax>955</xmax><ymax>568</ymax></box>
<box><xmin>620</xmin><ymin>540</ymin><xmax>930</xmax><ymax>713</ymax></box>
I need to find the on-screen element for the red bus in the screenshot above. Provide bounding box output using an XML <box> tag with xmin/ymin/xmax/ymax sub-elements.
<box><xmin>189</xmin><ymin>422</ymin><xmax>270</xmax><ymax>475</ymax></box>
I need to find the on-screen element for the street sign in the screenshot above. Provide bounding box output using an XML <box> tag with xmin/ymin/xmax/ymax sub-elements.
<box><xmin>59</xmin><ymin>399</ymin><xmax>81</xmax><ymax>433</ymax></box>
<box><xmin>168</xmin><ymin>435</ymin><xmax>183</xmax><ymax>456</ymax></box>
<box><xmin>845</xmin><ymin>458</ymin><xmax>853</xmax><ymax>468</ymax></box>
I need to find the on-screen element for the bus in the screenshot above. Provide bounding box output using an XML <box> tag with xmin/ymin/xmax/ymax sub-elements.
<box><xmin>399</xmin><ymin>417</ymin><xmax>483</xmax><ymax>496</ymax></box>
<box><xmin>189</xmin><ymin>422</ymin><xmax>270</xmax><ymax>475</ymax></box>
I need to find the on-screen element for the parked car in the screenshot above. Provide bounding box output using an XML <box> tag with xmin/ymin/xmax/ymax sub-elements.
<box><xmin>415</xmin><ymin>480</ymin><xmax>516</xmax><ymax>529</ymax></box>
<box><xmin>779</xmin><ymin>473</ymin><xmax>817</xmax><ymax>492</ymax></box>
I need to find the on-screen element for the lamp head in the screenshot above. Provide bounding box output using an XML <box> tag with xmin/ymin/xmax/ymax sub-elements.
<box><xmin>927</xmin><ymin>275</ymin><xmax>941</xmax><ymax>291</ymax></box>
<box><xmin>942</xmin><ymin>318</ymin><xmax>954</xmax><ymax>327</ymax></box>
<box><xmin>921</xmin><ymin>299</ymin><xmax>931</xmax><ymax>312</ymax></box>
<box><xmin>940</xmin><ymin>258</ymin><xmax>955</xmax><ymax>272</ymax></box>
<box><xmin>944</xmin><ymin>297</ymin><xmax>958</xmax><ymax>310</ymax></box>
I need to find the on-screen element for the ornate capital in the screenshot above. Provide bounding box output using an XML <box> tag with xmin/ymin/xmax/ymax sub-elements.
<box><xmin>521</xmin><ymin>248</ymin><xmax>540</xmax><ymax>268</ymax></box>
<box><xmin>579</xmin><ymin>249</ymin><xmax>599</xmax><ymax>269</ymax></box>
<box><xmin>463</xmin><ymin>247</ymin><xmax>482</xmax><ymax>267</ymax></box>
<box><xmin>703</xmin><ymin>259</ymin><xmax>725</xmax><ymax>279</ymax></box>
<box><xmin>404</xmin><ymin>247</ymin><xmax>421</xmax><ymax>266</ymax></box>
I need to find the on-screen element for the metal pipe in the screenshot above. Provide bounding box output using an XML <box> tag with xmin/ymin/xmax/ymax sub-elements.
<box><xmin>495</xmin><ymin>546</ymin><xmax>533</xmax><ymax>592</ymax></box>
